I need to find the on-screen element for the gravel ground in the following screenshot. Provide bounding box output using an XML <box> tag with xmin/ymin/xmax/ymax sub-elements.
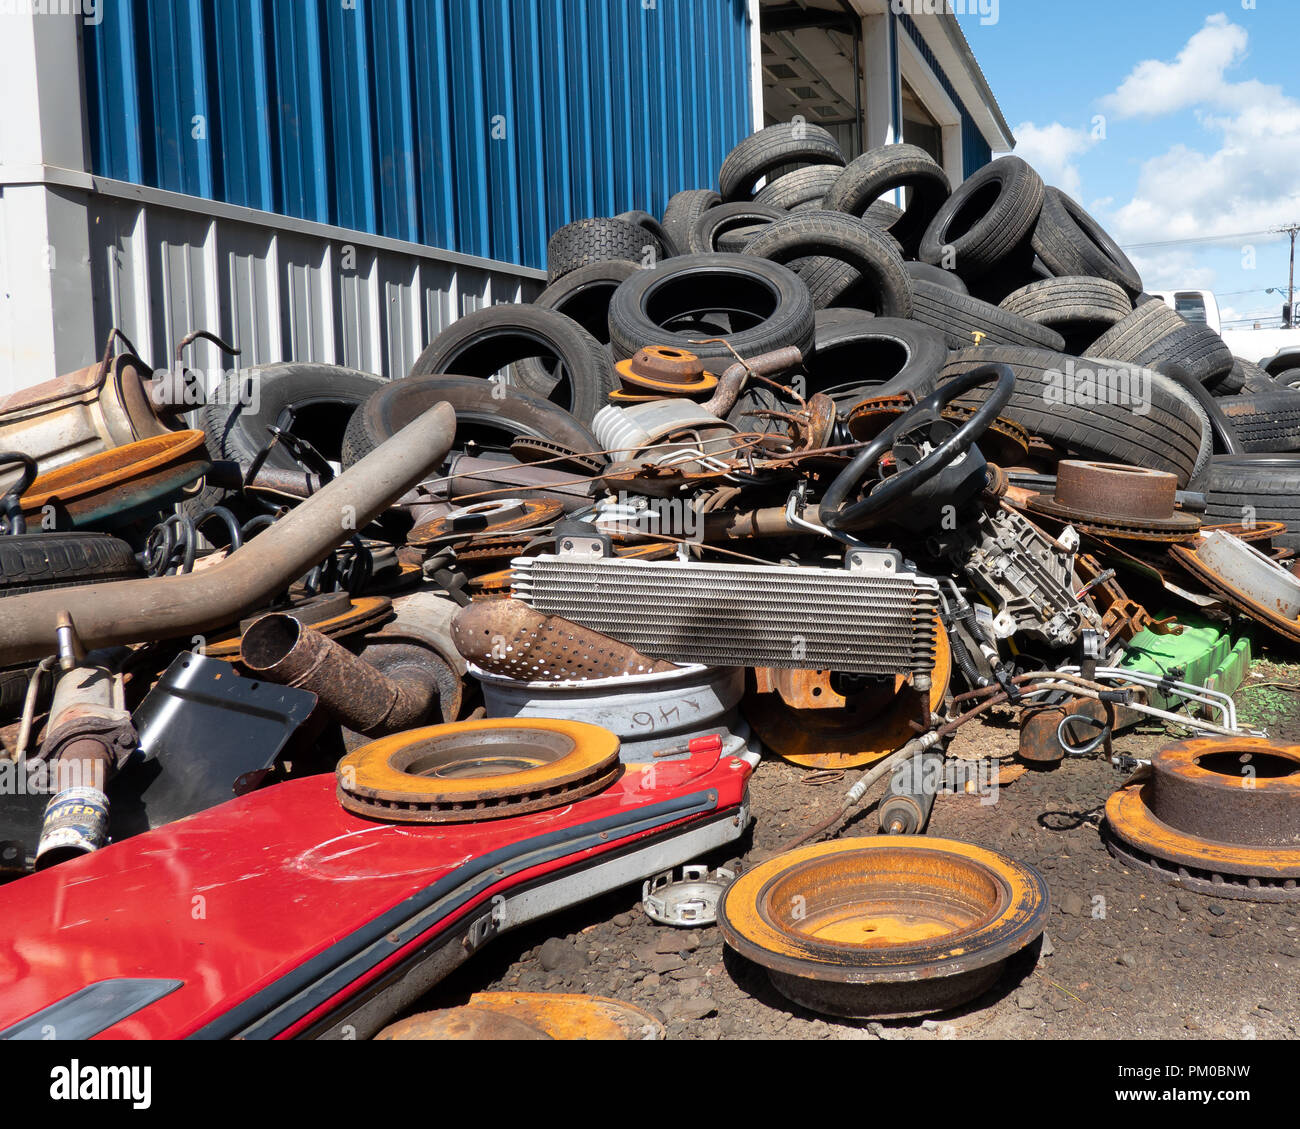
<box><xmin>416</xmin><ymin>654</ymin><xmax>1300</xmax><ymax>1040</ymax></box>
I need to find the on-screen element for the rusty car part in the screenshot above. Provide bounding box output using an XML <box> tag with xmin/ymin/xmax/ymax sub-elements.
<box><xmin>615</xmin><ymin>346</ymin><xmax>719</xmax><ymax>396</ymax></box>
<box><xmin>240</xmin><ymin>614</ymin><xmax>439</xmax><ymax>737</ymax></box>
<box><xmin>336</xmin><ymin>718</ymin><xmax>623</xmax><ymax>823</ymax></box>
<box><xmin>512</xmin><ymin>548</ymin><xmax>942</xmax><ymax>677</ymax></box>
<box><xmin>717</xmin><ymin>837</ymin><xmax>1049</xmax><ymax>1018</ymax></box>
<box><xmin>1074</xmin><ymin>552</ymin><xmax>1181</xmax><ymax>641</ymax></box>
<box><xmin>642</xmin><ymin>864</ymin><xmax>736</xmax><ymax>927</ymax></box>
<box><xmin>508</xmin><ymin>436</ymin><xmax>605</xmax><ymax>475</ymax></box>
<box><xmin>0</xmin><ymin>401</ymin><xmax>457</xmax><ymax>665</ymax></box>
<box><xmin>375</xmin><ymin>993</ymin><xmax>663</xmax><ymax>1041</ymax></box>
<box><xmin>700</xmin><ymin>346</ymin><xmax>804</xmax><ymax>417</ymax></box>
<box><xmin>19</xmin><ymin>430</ymin><xmax>211</xmax><ymax>530</ymax></box>
<box><xmin>1026</xmin><ymin>460</ymin><xmax>1201</xmax><ymax>541</ymax></box>
<box><xmin>0</xmin><ymin>339</ymin><xmax>187</xmax><ymax>494</ymax></box>
<box><xmin>408</xmin><ymin>498</ymin><xmax>565</xmax><ymax>550</ymax></box>
<box><xmin>878</xmin><ymin>749</ymin><xmax>945</xmax><ymax>834</ymax></box>
<box><xmin>354</xmin><ymin>591</ymin><xmax>467</xmax><ymax>723</ymax></box>
<box><xmin>744</xmin><ymin>618</ymin><xmax>952</xmax><ymax>770</ymax></box>
<box><xmin>1170</xmin><ymin>533</ymin><xmax>1300</xmax><ymax>644</ymax></box>
<box><xmin>1105</xmin><ymin>738</ymin><xmax>1300</xmax><ymax>901</ymax></box>
<box><xmin>1019</xmin><ymin>697</ymin><xmax>1115</xmax><ymax>767</ymax></box>
<box><xmin>441</xmin><ymin>454</ymin><xmax>597</xmax><ymax>513</ymax></box>
<box><xmin>452</xmin><ymin>599</ymin><xmax>676</xmax><ymax>681</ymax></box>
<box><xmin>201</xmin><ymin>594</ymin><xmax>394</xmax><ymax>659</ymax></box>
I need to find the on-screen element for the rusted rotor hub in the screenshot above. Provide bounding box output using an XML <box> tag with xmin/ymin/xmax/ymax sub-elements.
<box><xmin>614</xmin><ymin>346</ymin><xmax>718</xmax><ymax>396</ymax></box>
<box><xmin>1105</xmin><ymin>738</ymin><xmax>1300</xmax><ymax>901</ymax></box>
<box><xmin>509</xmin><ymin>436</ymin><xmax>604</xmax><ymax>475</ymax></box>
<box><xmin>846</xmin><ymin>396</ymin><xmax>1030</xmax><ymax>466</ymax></box>
<box><xmin>718</xmin><ymin>838</ymin><xmax>1049</xmax><ymax>1019</ymax></box>
<box><xmin>376</xmin><ymin>993</ymin><xmax>663</xmax><ymax>1041</ymax></box>
<box><xmin>337</xmin><ymin>718</ymin><xmax>623</xmax><ymax>823</ymax></box>
<box><xmin>1027</xmin><ymin>461</ymin><xmax>1200</xmax><ymax>539</ymax></box>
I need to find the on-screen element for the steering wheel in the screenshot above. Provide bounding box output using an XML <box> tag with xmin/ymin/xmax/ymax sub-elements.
<box><xmin>819</xmin><ymin>362</ymin><xmax>1015</xmax><ymax>533</ymax></box>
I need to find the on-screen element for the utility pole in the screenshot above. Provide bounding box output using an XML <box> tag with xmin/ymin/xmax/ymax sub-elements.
<box><xmin>1276</xmin><ymin>224</ymin><xmax>1300</xmax><ymax>328</ymax></box>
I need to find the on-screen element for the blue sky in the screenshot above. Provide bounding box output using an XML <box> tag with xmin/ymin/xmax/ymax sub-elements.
<box><xmin>963</xmin><ymin>2</ymin><xmax>1300</xmax><ymax>327</ymax></box>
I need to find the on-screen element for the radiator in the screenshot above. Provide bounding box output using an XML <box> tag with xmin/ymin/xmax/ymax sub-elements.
<box><xmin>509</xmin><ymin>555</ymin><xmax>940</xmax><ymax>675</ymax></box>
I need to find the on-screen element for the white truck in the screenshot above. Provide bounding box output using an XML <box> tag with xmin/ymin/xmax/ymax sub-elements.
<box><xmin>1150</xmin><ymin>289</ymin><xmax>1300</xmax><ymax>376</ymax></box>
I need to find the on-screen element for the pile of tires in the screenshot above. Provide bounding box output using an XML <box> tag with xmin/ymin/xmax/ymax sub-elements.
<box><xmin>373</xmin><ymin>123</ymin><xmax>1300</xmax><ymax>494</ymax></box>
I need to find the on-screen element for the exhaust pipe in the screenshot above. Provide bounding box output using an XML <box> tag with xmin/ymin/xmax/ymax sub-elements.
<box><xmin>0</xmin><ymin>403</ymin><xmax>457</xmax><ymax>664</ymax></box>
<box><xmin>241</xmin><ymin>614</ymin><xmax>436</xmax><ymax>737</ymax></box>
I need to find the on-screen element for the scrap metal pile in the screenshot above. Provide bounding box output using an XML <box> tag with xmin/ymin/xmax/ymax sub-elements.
<box><xmin>1</xmin><ymin>126</ymin><xmax>1298</xmax><ymax>1038</ymax></box>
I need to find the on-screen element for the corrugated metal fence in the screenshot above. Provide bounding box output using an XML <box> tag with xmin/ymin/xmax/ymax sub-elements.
<box><xmin>81</xmin><ymin>0</ymin><xmax>755</xmax><ymax>273</ymax></box>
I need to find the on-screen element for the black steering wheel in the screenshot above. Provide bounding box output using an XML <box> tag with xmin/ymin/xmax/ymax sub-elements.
<box><xmin>819</xmin><ymin>362</ymin><xmax>1016</xmax><ymax>533</ymax></box>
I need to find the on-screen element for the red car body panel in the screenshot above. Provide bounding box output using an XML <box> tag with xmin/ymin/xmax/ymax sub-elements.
<box><xmin>0</xmin><ymin>754</ymin><xmax>749</xmax><ymax>1039</ymax></box>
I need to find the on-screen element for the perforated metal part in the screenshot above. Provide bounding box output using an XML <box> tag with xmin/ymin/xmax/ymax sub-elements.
<box><xmin>452</xmin><ymin>599</ymin><xmax>678</xmax><ymax>681</ymax></box>
<box><xmin>510</xmin><ymin>556</ymin><xmax>941</xmax><ymax>675</ymax></box>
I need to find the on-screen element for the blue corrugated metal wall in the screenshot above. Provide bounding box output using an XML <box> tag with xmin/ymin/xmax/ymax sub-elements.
<box><xmin>895</xmin><ymin>14</ymin><xmax>992</xmax><ymax>178</ymax></box>
<box><xmin>81</xmin><ymin>0</ymin><xmax>754</xmax><ymax>272</ymax></box>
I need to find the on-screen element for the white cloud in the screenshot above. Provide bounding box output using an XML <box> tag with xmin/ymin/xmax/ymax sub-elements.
<box><xmin>1101</xmin><ymin>13</ymin><xmax>1247</xmax><ymax>119</ymax></box>
<box><xmin>1126</xmin><ymin>247</ymin><xmax>1217</xmax><ymax>292</ymax></box>
<box><xmin>1096</xmin><ymin>16</ymin><xmax>1300</xmax><ymax>249</ymax></box>
<box><xmin>1005</xmin><ymin>121</ymin><xmax>1098</xmax><ymax>197</ymax></box>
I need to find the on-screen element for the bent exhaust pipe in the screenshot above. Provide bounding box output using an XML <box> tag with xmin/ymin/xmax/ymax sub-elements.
<box><xmin>0</xmin><ymin>402</ymin><xmax>457</xmax><ymax>664</ymax></box>
<box><xmin>240</xmin><ymin>613</ymin><xmax>436</xmax><ymax>737</ymax></box>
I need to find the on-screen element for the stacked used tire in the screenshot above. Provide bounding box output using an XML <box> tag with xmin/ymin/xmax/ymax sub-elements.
<box><xmin>363</xmin><ymin>123</ymin><xmax>1300</xmax><ymax>498</ymax></box>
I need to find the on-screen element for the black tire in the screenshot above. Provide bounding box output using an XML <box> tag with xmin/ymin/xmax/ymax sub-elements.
<box><xmin>411</xmin><ymin>304</ymin><xmax>615</xmax><ymax>425</ymax></box>
<box><xmin>1262</xmin><ymin>349</ymin><xmax>1300</xmax><ymax>378</ymax></box>
<box><xmin>1032</xmin><ymin>187</ymin><xmax>1143</xmax><ymax>298</ymax></box>
<box><xmin>661</xmin><ymin>189</ymin><xmax>721</xmax><ymax>255</ymax></box>
<box><xmin>804</xmin><ymin>313</ymin><xmax>949</xmax><ymax>403</ymax></box>
<box><xmin>1000</xmin><ymin>276</ymin><xmax>1131</xmax><ymax>327</ymax></box>
<box><xmin>527</xmin><ymin>260</ymin><xmax>641</xmax><ymax>343</ymax></box>
<box><xmin>919</xmin><ymin>156</ymin><xmax>1045</xmax><ymax>280</ymax></box>
<box><xmin>718</xmin><ymin>122</ymin><xmax>846</xmax><ymax>201</ymax></box>
<box><xmin>824</xmin><ymin>143</ymin><xmax>951</xmax><ymax>257</ymax></box>
<box><xmin>1126</xmin><ymin>322</ymin><xmax>1234</xmax><ymax>387</ymax></box>
<box><xmin>688</xmin><ymin>202</ymin><xmax>787</xmax><ymax>254</ymax></box>
<box><xmin>999</xmin><ymin>276</ymin><xmax>1131</xmax><ymax>355</ymax></box>
<box><xmin>754</xmin><ymin>164</ymin><xmax>842</xmax><ymax>212</ymax></box>
<box><xmin>864</xmin><ymin>199</ymin><xmax>904</xmax><ymax>230</ymax></box>
<box><xmin>910</xmin><ymin>280</ymin><xmax>1066</xmax><ymax>352</ymax></box>
<box><xmin>741</xmin><ymin>211</ymin><xmax>914</xmax><ymax>317</ymax></box>
<box><xmin>1216</xmin><ymin>390</ymin><xmax>1300</xmax><ymax>453</ymax></box>
<box><xmin>1205</xmin><ymin>357</ymin><xmax>1248</xmax><ymax>395</ymax></box>
<box><xmin>1230</xmin><ymin>358</ymin><xmax>1277</xmax><ymax>395</ymax></box>
<box><xmin>906</xmin><ymin>261</ymin><xmax>968</xmax><ymax>295</ymax></box>
<box><xmin>0</xmin><ymin>531</ymin><xmax>142</xmax><ymax>596</ymax></box>
<box><xmin>616</xmin><ymin>210</ymin><xmax>680</xmax><ymax>258</ymax></box>
<box><xmin>606</xmin><ymin>253</ymin><xmax>816</xmax><ymax>367</ymax></box>
<box><xmin>1084</xmin><ymin>300</ymin><xmax>1185</xmax><ymax>362</ymax></box>
<box><xmin>1273</xmin><ymin>367</ymin><xmax>1300</xmax><ymax>391</ymax></box>
<box><xmin>938</xmin><ymin>346</ymin><xmax>1207</xmax><ymax>486</ymax></box>
<box><xmin>200</xmin><ymin>362</ymin><xmax>385</xmax><ymax>473</ymax></box>
<box><xmin>1152</xmin><ymin>361</ymin><xmax>1244</xmax><ymax>457</ymax></box>
<box><xmin>546</xmin><ymin>217</ymin><xmax>662</xmax><ymax>283</ymax></box>
<box><xmin>1203</xmin><ymin>455</ymin><xmax>1300</xmax><ymax>549</ymax></box>
<box><xmin>341</xmin><ymin>375</ymin><xmax>599</xmax><ymax>470</ymax></box>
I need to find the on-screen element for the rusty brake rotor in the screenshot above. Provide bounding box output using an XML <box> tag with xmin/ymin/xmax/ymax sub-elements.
<box><xmin>1105</xmin><ymin>738</ymin><xmax>1300</xmax><ymax>901</ymax></box>
<box><xmin>1026</xmin><ymin>460</ymin><xmax>1200</xmax><ymax>541</ymax></box>
<box><xmin>718</xmin><ymin>837</ymin><xmax>1049</xmax><ymax>1019</ymax></box>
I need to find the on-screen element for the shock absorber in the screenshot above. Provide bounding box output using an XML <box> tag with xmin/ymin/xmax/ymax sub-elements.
<box><xmin>879</xmin><ymin>749</ymin><xmax>945</xmax><ymax>835</ymax></box>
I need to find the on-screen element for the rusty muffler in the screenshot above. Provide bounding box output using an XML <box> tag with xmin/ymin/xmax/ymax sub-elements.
<box><xmin>0</xmin><ymin>402</ymin><xmax>456</xmax><ymax>664</ymax></box>
<box><xmin>240</xmin><ymin>614</ymin><xmax>437</xmax><ymax>738</ymax></box>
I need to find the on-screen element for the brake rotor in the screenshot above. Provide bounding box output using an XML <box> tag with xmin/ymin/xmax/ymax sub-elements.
<box><xmin>718</xmin><ymin>838</ymin><xmax>1049</xmax><ymax>1019</ymax></box>
<box><xmin>509</xmin><ymin>436</ymin><xmax>605</xmax><ymax>475</ymax></box>
<box><xmin>205</xmin><ymin>594</ymin><xmax>393</xmax><ymax>659</ymax></box>
<box><xmin>375</xmin><ymin>993</ymin><xmax>664</xmax><ymax>1041</ymax></box>
<box><xmin>409</xmin><ymin>498</ymin><xmax>565</xmax><ymax>550</ymax></box>
<box><xmin>1026</xmin><ymin>460</ymin><xmax>1200</xmax><ymax>541</ymax></box>
<box><xmin>337</xmin><ymin>718</ymin><xmax>623</xmax><ymax>823</ymax></box>
<box><xmin>615</xmin><ymin>346</ymin><xmax>719</xmax><ymax>397</ymax></box>
<box><xmin>743</xmin><ymin>618</ymin><xmax>951</xmax><ymax>770</ymax></box>
<box><xmin>1105</xmin><ymin>738</ymin><xmax>1300</xmax><ymax>901</ymax></box>
<box><xmin>20</xmin><ymin>430</ymin><xmax>211</xmax><ymax>529</ymax></box>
